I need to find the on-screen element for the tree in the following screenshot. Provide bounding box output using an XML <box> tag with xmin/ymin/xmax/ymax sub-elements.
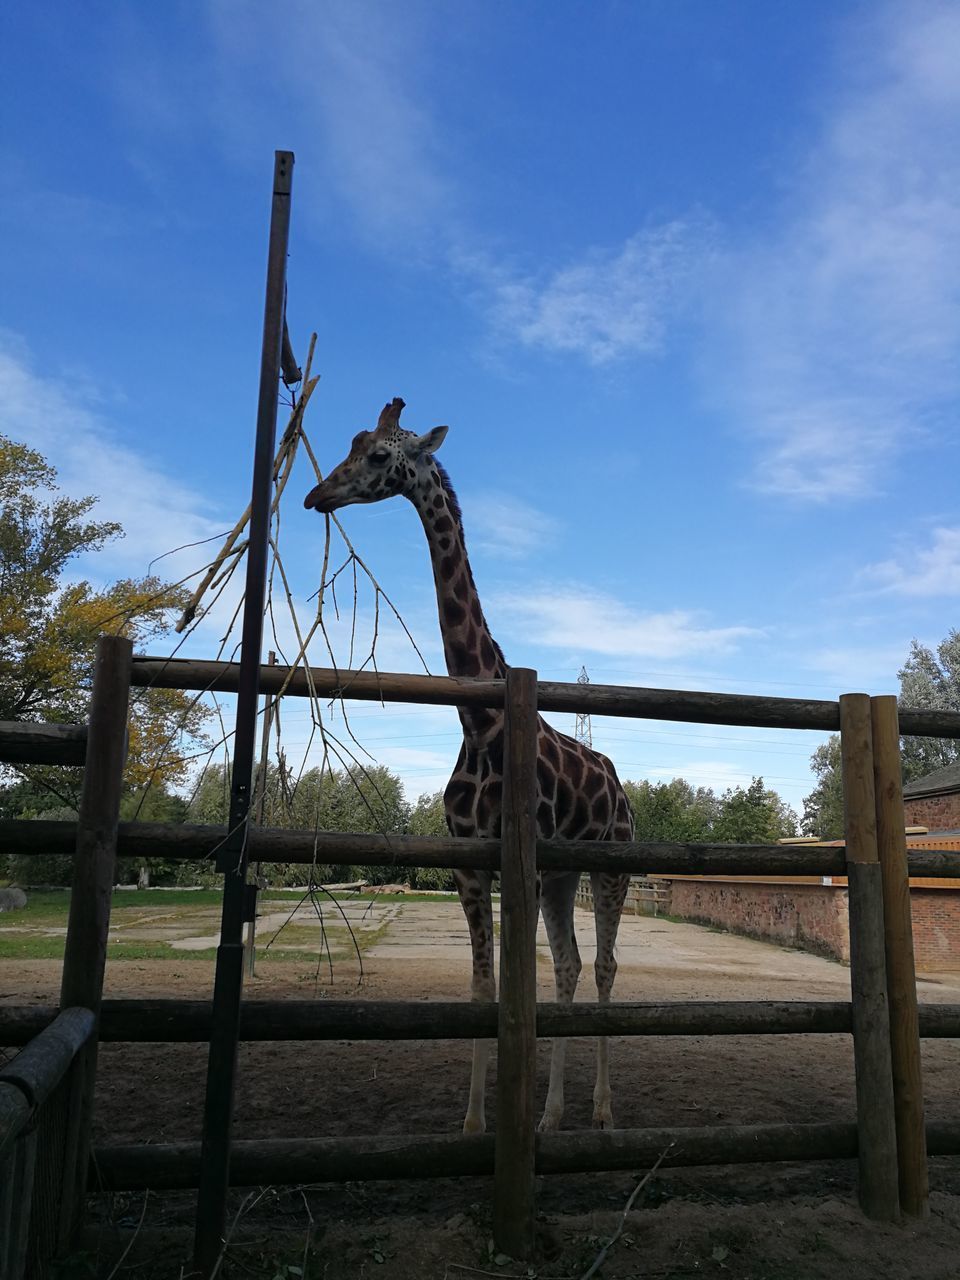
<box><xmin>801</xmin><ymin>735</ymin><xmax>844</xmax><ymax>837</ymax></box>
<box><xmin>711</xmin><ymin>777</ymin><xmax>797</xmax><ymax>843</ymax></box>
<box><xmin>187</xmin><ymin>760</ymin><xmax>412</xmax><ymax>885</ymax></box>
<box><xmin>623</xmin><ymin>778</ymin><xmax>718</xmax><ymax>841</ymax></box>
<box><xmin>406</xmin><ymin>789</ymin><xmax>455</xmax><ymax>890</ymax></box>
<box><xmin>899</xmin><ymin>633</ymin><xmax>960</xmax><ymax>781</ymax></box>
<box><xmin>0</xmin><ymin>434</ymin><xmax>209</xmax><ymax>813</ymax></box>
<box><xmin>801</xmin><ymin>630</ymin><xmax>960</xmax><ymax>838</ymax></box>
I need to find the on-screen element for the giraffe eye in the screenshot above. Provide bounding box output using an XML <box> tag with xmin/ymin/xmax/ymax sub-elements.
<box><xmin>370</xmin><ymin>450</ymin><xmax>390</xmax><ymax>466</ymax></box>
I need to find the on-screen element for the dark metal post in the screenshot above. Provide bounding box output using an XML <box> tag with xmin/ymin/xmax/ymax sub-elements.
<box><xmin>59</xmin><ymin>634</ymin><xmax>132</xmax><ymax>1244</ymax></box>
<box><xmin>492</xmin><ymin>667</ymin><xmax>540</xmax><ymax>1259</ymax></box>
<box><xmin>245</xmin><ymin>651</ymin><xmax>277</xmax><ymax>979</ymax></box>
<box><xmin>194</xmin><ymin>151</ymin><xmax>295</xmax><ymax>1276</ymax></box>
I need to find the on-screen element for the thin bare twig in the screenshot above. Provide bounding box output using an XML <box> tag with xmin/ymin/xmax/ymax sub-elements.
<box><xmin>577</xmin><ymin>1143</ymin><xmax>675</xmax><ymax>1280</ymax></box>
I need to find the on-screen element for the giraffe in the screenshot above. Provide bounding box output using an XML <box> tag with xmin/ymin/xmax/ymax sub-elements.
<box><xmin>304</xmin><ymin>398</ymin><xmax>633</xmax><ymax>1133</ymax></box>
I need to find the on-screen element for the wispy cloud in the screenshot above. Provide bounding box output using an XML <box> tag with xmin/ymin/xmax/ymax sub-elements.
<box><xmin>494</xmin><ymin>585</ymin><xmax>757</xmax><ymax>660</ymax></box>
<box><xmin>467</xmin><ymin>492</ymin><xmax>559</xmax><ymax>559</ymax></box>
<box><xmin>475</xmin><ymin>219</ymin><xmax>712</xmax><ymax>365</ymax></box>
<box><xmin>646</xmin><ymin>759</ymin><xmax>760</xmax><ymax>793</ymax></box>
<box><xmin>0</xmin><ymin>334</ymin><xmax>222</xmax><ymax>575</ymax></box>
<box><xmin>800</xmin><ymin>643</ymin><xmax>908</xmax><ymax>692</ymax></box>
<box><xmin>206</xmin><ymin>0</ymin><xmax>455</xmax><ymax>248</ymax></box>
<box><xmin>716</xmin><ymin>1</ymin><xmax>960</xmax><ymax>500</ymax></box>
<box><xmin>862</xmin><ymin>526</ymin><xmax>960</xmax><ymax>597</ymax></box>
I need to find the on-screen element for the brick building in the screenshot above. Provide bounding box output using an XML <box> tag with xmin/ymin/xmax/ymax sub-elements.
<box><xmin>577</xmin><ymin>763</ymin><xmax>960</xmax><ymax>969</ymax></box>
<box><xmin>903</xmin><ymin>762</ymin><xmax>960</xmax><ymax>830</ymax></box>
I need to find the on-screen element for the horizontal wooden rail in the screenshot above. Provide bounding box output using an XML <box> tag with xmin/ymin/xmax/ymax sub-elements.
<box><xmin>5</xmin><ymin>999</ymin><xmax>960</xmax><ymax>1046</ymax></box>
<box><xmin>5</xmin><ymin>818</ymin><xmax>960</xmax><ymax>879</ymax></box>
<box><xmin>0</xmin><ymin>721</ymin><xmax>87</xmax><ymax>766</ymax></box>
<box><xmin>91</xmin><ymin>1119</ymin><xmax>960</xmax><ymax>1190</ymax></box>
<box><xmin>0</xmin><ymin>1008</ymin><xmax>94</xmax><ymax>1106</ymax></box>
<box><xmin>131</xmin><ymin>655</ymin><xmax>960</xmax><ymax>737</ymax></box>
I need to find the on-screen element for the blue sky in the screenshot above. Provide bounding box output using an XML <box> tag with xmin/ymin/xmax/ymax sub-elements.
<box><xmin>3</xmin><ymin>1</ymin><xmax>960</xmax><ymax>817</ymax></box>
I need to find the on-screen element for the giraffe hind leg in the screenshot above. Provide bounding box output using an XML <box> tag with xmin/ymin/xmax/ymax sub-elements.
<box><xmin>591</xmin><ymin>870</ymin><xmax>629</xmax><ymax>1128</ymax></box>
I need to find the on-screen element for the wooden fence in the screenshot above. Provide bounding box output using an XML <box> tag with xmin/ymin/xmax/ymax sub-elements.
<box><xmin>0</xmin><ymin>1010</ymin><xmax>95</xmax><ymax>1280</ymax></box>
<box><xmin>4</xmin><ymin>642</ymin><xmax>960</xmax><ymax>1266</ymax></box>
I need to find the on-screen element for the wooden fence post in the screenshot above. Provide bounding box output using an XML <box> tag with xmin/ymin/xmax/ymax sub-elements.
<box><xmin>871</xmin><ymin>695</ymin><xmax>929</xmax><ymax>1218</ymax></box>
<box><xmin>839</xmin><ymin>693</ymin><xmax>900</xmax><ymax>1221</ymax></box>
<box><xmin>59</xmin><ymin>634</ymin><xmax>132</xmax><ymax>1241</ymax></box>
<box><xmin>493</xmin><ymin>667</ymin><xmax>539</xmax><ymax>1260</ymax></box>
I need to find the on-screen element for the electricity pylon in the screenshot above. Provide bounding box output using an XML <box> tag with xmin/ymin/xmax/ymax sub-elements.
<box><xmin>575</xmin><ymin>665</ymin><xmax>593</xmax><ymax>748</ymax></box>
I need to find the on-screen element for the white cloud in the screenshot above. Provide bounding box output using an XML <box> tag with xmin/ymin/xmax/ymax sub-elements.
<box><xmin>716</xmin><ymin>1</ymin><xmax>960</xmax><ymax>500</ymax></box>
<box><xmin>494</xmin><ymin>585</ymin><xmax>758</xmax><ymax>660</ymax></box>
<box><xmin>862</xmin><ymin>526</ymin><xmax>960</xmax><ymax>597</ymax></box>
<box><xmin>646</xmin><ymin>759</ymin><xmax>759</xmax><ymax>793</ymax></box>
<box><xmin>799</xmin><ymin>643</ymin><xmax>908</xmax><ymax>692</ymax></box>
<box><xmin>480</xmin><ymin>220</ymin><xmax>712</xmax><ymax>365</ymax></box>
<box><xmin>0</xmin><ymin>335</ymin><xmax>223</xmax><ymax>574</ymax></box>
<box><xmin>466</xmin><ymin>492</ymin><xmax>559</xmax><ymax>559</ymax></box>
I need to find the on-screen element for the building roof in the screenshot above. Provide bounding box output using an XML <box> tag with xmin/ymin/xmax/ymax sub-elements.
<box><xmin>903</xmin><ymin>762</ymin><xmax>960</xmax><ymax>799</ymax></box>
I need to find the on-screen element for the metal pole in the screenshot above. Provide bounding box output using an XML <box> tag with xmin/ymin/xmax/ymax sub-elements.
<box><xmin>59</xmin><ymin>634</ymin><xmax>132</xmax><ymax>1244</ymax></box>
<box><xmin>245</xmin><ymin>651</ymin><xmax>277</xmax><ymax>979</ymax></box>
<box><xmin>492</xmin><ymin>667</ymin><xmax>540</xmax><ymax>1259</ymax></box>
<box><xmin>194</xmin><ymin>151</ymin><xmax>294</xmax><ymax>1276</ymax></box>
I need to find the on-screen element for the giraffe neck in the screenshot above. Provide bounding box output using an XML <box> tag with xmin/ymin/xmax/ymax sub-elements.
<box><xmin>410</xmin><ymin>463</ymin><xmax>507</xmax><ymax>738</ymax></box>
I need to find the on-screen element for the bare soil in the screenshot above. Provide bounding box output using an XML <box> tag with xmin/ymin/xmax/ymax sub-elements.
<box><xmin>5</xmin><ymin>903</ymin><xmax>960</xmax><ymax>1278</ymax></box>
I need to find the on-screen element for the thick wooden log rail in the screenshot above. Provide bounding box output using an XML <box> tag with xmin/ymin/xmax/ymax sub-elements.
<box><xmin>6</xmin><ymin>656</ymin><xmax>960</xmax><ymax>1257</ymax></box>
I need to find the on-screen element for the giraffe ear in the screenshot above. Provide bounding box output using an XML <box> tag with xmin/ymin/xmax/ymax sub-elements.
<box><xmin>410</xmin><ymin>425</ymin><xmax>448</xmax><ymax>455</ymax></box>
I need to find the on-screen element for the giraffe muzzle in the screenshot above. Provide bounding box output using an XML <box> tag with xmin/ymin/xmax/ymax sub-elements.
<box><xmin>303</xmin><ymin>483</ymin><xmax>336</xmax><ymax>513</ymax></box>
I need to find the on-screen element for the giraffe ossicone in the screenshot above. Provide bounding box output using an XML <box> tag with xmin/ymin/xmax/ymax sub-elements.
<box><xmin>305</xmin><ymin>399</ymin><xmax>633</xmax><ymax>1133</ymax></box>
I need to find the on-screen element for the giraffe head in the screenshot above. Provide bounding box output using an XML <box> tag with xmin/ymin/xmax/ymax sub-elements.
<box><xmin>303</xmin><ymin>398</ymin><xmax>448</xmax><ymax>514</ymax></box>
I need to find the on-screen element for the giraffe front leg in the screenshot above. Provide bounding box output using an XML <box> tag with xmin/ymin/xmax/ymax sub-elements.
<box><xmin>456</xmin><ymin>871</ymin><xmax>496</xmax><ymax>1135</ymax></box>
<box><xmin>538</xmin><ymin>873</ymin><xmax>582</xmax><ymax>1132</ymax></box>
<box><xmin>591</xmin><ymin>872</ymin><xmax>629</xmax><ymax>1129</ymax></box>
<box><xmin>464</xmin><ymin>1007</ymin><xmax>494</xmax><ymax>1135</ymax></box>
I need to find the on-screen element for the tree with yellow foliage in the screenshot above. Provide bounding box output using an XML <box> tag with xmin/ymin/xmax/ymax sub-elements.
<box><xmin>0</xmin><ymin>434</ymin><xmax>209</xmax><ymax>810</ymax></box>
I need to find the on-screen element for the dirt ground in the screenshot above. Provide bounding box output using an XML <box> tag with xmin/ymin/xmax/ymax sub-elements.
<box><xmin>5</xmin><ymin>901</ymin><xmax>960</xmax><ymax>1278</ymax></box>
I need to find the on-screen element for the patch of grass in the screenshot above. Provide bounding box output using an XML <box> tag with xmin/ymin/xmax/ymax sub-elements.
<box><xmin>0</xmin><ymin>933</ymin><xmax>66</xmax><ymax>960</ymax></box>
<box><xmin>0</xmin><ymin>889</ymin><xmax>71</xmax><ymax>926</ymax></box>
<box><xmin>0</xmin><ymin>934</ymin><xmax>219</xmax><ymax>962</ymax></box>
<box><xmin>108</xmin><ymin>941</ymin><xmax>219</xmax><ymax>961</ymax></box>
<box><xmin>300</xmin><ymin>890</ymin><xmax>459</xmax><ymax>904</ymax></box>
<box><xmin>257</xmin><ymin>946</ymin><xmax>354</xmax><ymax>966</ymax></box>
<box><xmin>111</xmin><ymin>889</ymin><xmax>224</xmax><ymax>908</ymax></box>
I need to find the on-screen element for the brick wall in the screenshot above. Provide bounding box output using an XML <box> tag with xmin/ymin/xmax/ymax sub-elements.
<box><xmin>903</xmin><ymin>790</ymin><xmax>960</xmax><ymax>831</ymax></box>
<box><xmin>669</xmin><ymin>880</ymin><xmax>850</xmax><ymax>963</ymax></box>
<box><xmin>910</xmin><ymin>890</ymin><xmax>960</xmax><ymax>970</ymax></box>
<box><xmin>666</xmin><ymin>879</ymin><xmax>960</xmax><ymax>971</ymax></box>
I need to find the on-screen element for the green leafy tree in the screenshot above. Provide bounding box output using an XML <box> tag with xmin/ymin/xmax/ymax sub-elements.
<box><xmin>406</xmin><ymin>789</ymin><xmax>455</xmax><ymax>890</ymax></box>
<box><xmin>712</xmin><ymin>777</ymin><xmax>798</xmax><ymax>844</ymax></box>
<box><xmin>117</xmin><ymin>787</ymin><xmax>190</xmax><ymax>888</ymax></box>
<box><xmin>624</xmin><ymin>778</ymin><xmax>718</xmax><ymax>841</ymax></box>
<box><xmin>898</xmin><ymin>632</ymin><xmax>960</xmax><ymax>781</ymax></box>
<box><xmin>802</xmin><ymin>736</ymin><xmax>844</xmax><ymax>838</ymax></box>
<box><xmin>801</xmin><ymin>630</ymin><xmax>960</xmax><ymax>839</ymax></box>
<box><xmin>187</xmin><ymin>760</ymin><xmax>411</xmax><ymax>885</ymax></box>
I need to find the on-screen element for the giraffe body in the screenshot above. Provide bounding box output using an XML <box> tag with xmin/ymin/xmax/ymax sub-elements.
<box><xmin>305</xmin><ymin>399</ymin><xmax>633</xmax><ymax>1132</ymax></box>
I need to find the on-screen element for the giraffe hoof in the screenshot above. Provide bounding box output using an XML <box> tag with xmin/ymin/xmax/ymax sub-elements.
<box><xmin>462</xmin><ymin>1116</ymin><xmax>486</xmax><ymax>1136</ymax></box>
<box><xmin>592</xmin><ymin>1108</ymin><xmax>614</xmax><ymax>1130</ymax></box>
<box><xmin>537</xmin><ymin>1112</ymin><xmax>562</xmax><ymax>1133</ymax></box>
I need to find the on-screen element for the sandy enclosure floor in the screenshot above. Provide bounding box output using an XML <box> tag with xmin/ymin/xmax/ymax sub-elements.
<box><xmin>4</xmin><ymin>900</ymin><xmax>960</xmax><ymax>1278</ymax></box>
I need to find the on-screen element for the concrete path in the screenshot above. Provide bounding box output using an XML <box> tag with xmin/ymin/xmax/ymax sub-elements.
<box><xmin>365</xmin><ymin>897</ymin><xmax>960</xmax><ymax>1001</ymax></box>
